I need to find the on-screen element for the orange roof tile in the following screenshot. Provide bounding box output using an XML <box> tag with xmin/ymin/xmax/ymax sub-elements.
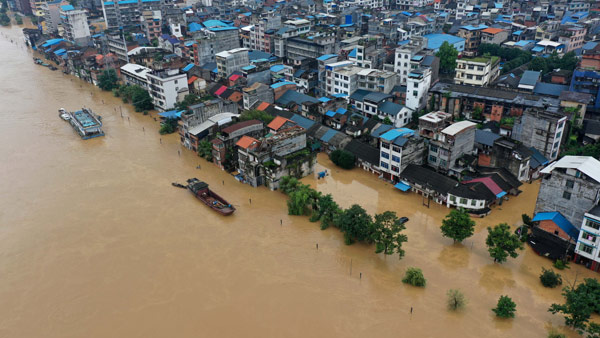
<box><xmin>236</xmin><ymin>135</ymin><xmax>260</xmax><ymax>149</ymax></box>
<box><xmin>187</xmin><ymin>76</ymin><xmax>198</xmax><ymax>85</ymax></box>
<box><xmin>267</xmin><ymin>116</ymin><xmax>291</xmax><ymax>131</ymax></box>
<box><xmin>256</xmin><ymin>102</ymin><xmax>270</xmax><ymax>111</ymax></box>
<box><xmin>482</xmin><ymin>28</ymin><xmax>504</xmax><ymax>34</ymax></box>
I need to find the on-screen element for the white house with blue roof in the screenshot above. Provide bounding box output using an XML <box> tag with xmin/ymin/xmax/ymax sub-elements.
<box><xmin>575</xmin><ymin>206</ymin><xmax>600</xmax><ymax>272</ymax></box>
<box><xmin>378</xmin><ymin>128</ymin><xmax>424</xmax><ymax>182</ymax></box>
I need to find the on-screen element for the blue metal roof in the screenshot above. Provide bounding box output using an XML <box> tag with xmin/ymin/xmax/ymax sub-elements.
<box><xmin>321</xmin><ymin>129</ymin><xmax>338</xmax><ymax>143</ymax></box>
<box><xmin>348</xmin><ymin>48</ymin><xmax>357</xmax><ymax>58</ymax></box>
<box><xmin>531</xmin><ymin>46</ymin><xmax>544</xmax><ymax>53</ymax></box>
<box><xmin>158</xmin><ymin>110</ymin><xmax>185</xmax><ymax>119</ymax></box>
<box><xmin>336</xmin><ymin>107</ymin><xmax>347</xmax><ymax>114</ymax></box>
<box><xmin>332</xmin><ymin>93</ymin><xmax>347</xmax><ymax>98</ymax></box>
<box><xmin>208</xmin><ymin>26</ymin><xmax>238</xmax><ymax>32</ymax></box>
<box><xmin>118</xmin><ymin>0</ymin><xmax>137</xmax><ymax>4</ymax></box>
<box><xmin>371</xmin><ymin>124</ymin><xmax>393</xmax><ymax>138</ymax></box>
<box><xmin>325</xmin><ymin>110</ymin><xmax>336</xmax><ymax>117</ymax></box>
<box><xmin>182</xmin><ymin>63</ymin><xmax>194</xmax><ymax>72</ymax></box>
<box><xmin>317</xmin><ymin>54</ymin><xmax>337</xmax><ymax>61</ymax></box>
<box><xmin>394</xmin><ymin>182</ymin><xmax>410</xmax><ymax>191</ymax></box>
<box><xmin>533</xmin><ymin>212</ymin><xmax>579</xmax><ymax>239</ymax></box>
<box><xmin>461</xmin><ymin>24</ymin><xmax>488</xmax><ymax>31</ymax></box>
<box><xmin>318</xmin><ymin>97</ymin><xmax>331</xmax><ymax>103</ymax></box>
<box><xmin>271</xmin><ymin>81</ymin><xmax>295</xmax><ymax>89</ymax></box>
<box><xmin>53</xmin><ymin>48</ymin><xmax>66</xmax><ymax>55</ymax></box>
<box><xmin>380</xmin><ymin>128</ymin><xmax>414</xmax><ymax>141</ymax></box>
<box><xmin>378</xmin><ymin>101</ymin><xmax>403</xmax><ymax>116</ymax></box>
<box><xmin>188</xmin><ymin>22</ymin><xmax>203</xmax><ymax>32</ymax></box>
<box><xmin>290</xmin><ymin>114</ymin><xmax>315</xmax><ymax>130</ymax></box>
<box><xmin>60</xmin><ymin>4</ymin><xmax>74</xmax><ymax>11</ymax></box>
<box><xmin>270</xmin><ymin>64</ymin><xmax>285</xmax><ymax>72</ymax></box>
<box><xmin>202</xmin><ymin>19</ymin><xmax>230</xmax><ymax>28</ymax></box>
<box><xmin>41</xmin><ymin>38</ymin><xmax>64</xmax><ymax>47</ymax></box>
<box><xmin>423</xmin><ymin>34</ymin><xmax>465</xmax><ymax>51</ymax></box>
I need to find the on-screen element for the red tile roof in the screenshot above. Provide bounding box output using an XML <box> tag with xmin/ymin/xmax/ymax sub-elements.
<box><xmin>482</xmin><ymin>28</ymin><xmax>504</xmax><ymax>35</ymax></box>
<box><xmin>215</xmin><ymin>85</ymin><xmax>227</xmax><ymax>96</ymax></box>
<box><xmin>187</xmin><ymin>76</ymin><xmax>198</xmax><ymax>85</ymax></box>
<box><xmin>236</xmin><ymin>135</ymin><xmax>260</xmax><ymax>149</ymax></box>
<box><xmin>256</xmin><ymin>102</ymin><xmax>270</xmax><ymax>111</ymax></box>
<box><xmin>229</xmin><ymin>74</ymin><xmax>241</xmax><ymax>81</ymax></box>
<box><xmin>463</xmin><ymin>177</ymin><xmax>503</xmax><ymax>196</ymax></box>
<box><xmin>267</xmin><ymin>116</ymin><xmax>291</xmax><ymax>131</ymax></box>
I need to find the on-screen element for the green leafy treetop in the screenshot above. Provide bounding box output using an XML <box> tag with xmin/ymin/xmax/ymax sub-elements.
<box><xmin>485</xmin><ymin>223</ymin><xmax>524</xmax><ymax>263</ymax></box>
<box><xmin>440</xmin><ymin>208</ymin><xmax>476</xmax><ymax>243</ymax></box>
<box><xmin>493</xmin><ymin>295</ymin><xmax>517</xmax><ymax>318</ymax></box>
<box><xmin>336</xmin><ymin>204</ymin><xmax>374</xmax><ymax>245</ymax></box>
<box><xmin>371</xmin><ymin>211</ymin><xmax>408</xmax><ymax>259</ymax></box>
<box><xmin>436</xmin><ymin>41</ymin><xmax>459</xmax><ymax>74</ymax></box>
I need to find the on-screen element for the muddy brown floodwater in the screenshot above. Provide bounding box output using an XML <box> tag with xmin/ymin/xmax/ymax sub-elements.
<box><xmin>0</xmin><ymin>24</ymin><xmax>598</xmax><ymax>338</ymax></box>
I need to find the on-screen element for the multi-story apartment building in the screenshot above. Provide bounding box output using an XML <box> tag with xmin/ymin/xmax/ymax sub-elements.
<box><xmin>120</xmin><ymin>63</ymin><xmax>151</xmax><ymax>89</ymax></box>
<box><xmin>41</xmin><ymin>1</ymin><xmax>67</xmax><ymax>34</ymax></box>
<box><xmin>215</xmin><ymin>48</ymin><xmax>250</xmax><ymax>78</ymax></box>
<box><xmin>536</xmin><ymin>156</ymin><xmax>600</xmax><ymax>234</ymax></box>
<box><xmin>140</xmin><ymin>10</ymin><xmax>161</xmax><ymax>41</ymax></box>
<box><xmin>378</xmin><ymin>128</ymin><xmax>424</xmax><ymax>182</ymax></box>
<box><xmin>457</xmin><ymin>24</ymin><xmax>487</xmax><ymax>57</ymax></box>
<box><xmin>242</xmin><ymin>82</ymin><xmax>273</xmax><ymax>110</ymax></box>
<box><xmin>325</xmin><ymin>64</ymin><xmax>361</xmax><ymax>97</ymax></box>
<box><xmin>480</xmin><ymin>28</ymin><xmax>508</xmax><ymax>45</ymax></box>
<box><xmin>146</xmin><ymin>69</ymin><xmax>188</xmax><ymax>111</ymax></box>
<box><xmin>558</xmin><ymin>25</ymin><xmax>587</xmax><ymax>53</ymax></box>
<box><xmin>427</xmin><ymin>120</ymin><xmax>477</xmax><ymax>174</ymax></box>
<box><xmin>101</xmin><ymin>0</ymin><xmax>163</xmax><ymax>29</ymax></box>
<box><xmin>249</xmin><ymin>16</ymin><xmax>281</xmax><ymax>53</ymax></box>
<box><xmin>357</xmin><ymin>68</ymin><xmax>398</xmax><ymax>94</ymax></box>
<box><xmin>454</xmin><ymin>56</ymin><xmax>500</xmax><ymax>87</ymax></box>
<box><xmin>512</xmin><ymin>107</ymin><xmax>567</xmax><ymax>161</ymax></box>
<box><xmin>61</xmin><ymin>7</ymin><xmax>91</xmax><ymax>46</ymax></box>
<box><xmin>106</xmin><ymin>31</ymin><xmax>129</xmax><ymax>62</ymax></box>
<box><xmin>575</xmin><ymin>206</ymin><xmax>600</xmax><ymax>272</ymax></box>
<box><xmin>285</xmin><ymin>33</ymin><xmax>336</xmax><ymax>60</ymax></box>
<box><xmin>406</xmin><ymin>68</ymin><xmax>431</xmax><ymax>112</ymax></box>
<box><xmin>394</xmin><ymin>37</ymin><xmax>426</xmax><ymax>85</ymax></box>
<box><xmin>571</xmin><ymin>43</ymin><xmax>600</xmax><ymax>109</ymax></box>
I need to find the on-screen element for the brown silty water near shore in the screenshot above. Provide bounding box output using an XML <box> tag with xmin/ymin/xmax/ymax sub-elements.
<box><xmin>0</xmin><ymin>23</ymin><xmax>598</xmax><ymax>338</ymax></box>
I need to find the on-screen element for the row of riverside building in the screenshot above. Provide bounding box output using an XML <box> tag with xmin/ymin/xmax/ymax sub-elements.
<box><xmin>18</xmin><ymin>0</ymin><xmax>600</xmax><ymax>272</ymax></box>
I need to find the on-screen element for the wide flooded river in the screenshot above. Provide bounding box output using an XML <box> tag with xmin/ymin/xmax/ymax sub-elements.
<box><xmin>1</xmin><ymin>24</ymin><xmax>598</xmax><ymax>338</ymax></box>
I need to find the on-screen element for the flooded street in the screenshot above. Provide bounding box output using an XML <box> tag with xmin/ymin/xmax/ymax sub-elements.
<box><xmin>0</xmin><ymin>24</ymin><xmax>598</xmax><ymax>338</ymax></box>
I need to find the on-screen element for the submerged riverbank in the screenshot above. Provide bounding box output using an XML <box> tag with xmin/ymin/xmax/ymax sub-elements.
<box><xmin>0</xmin><ymin>24</ymin><xmax>598</xmax><ymax>338</ymax></box>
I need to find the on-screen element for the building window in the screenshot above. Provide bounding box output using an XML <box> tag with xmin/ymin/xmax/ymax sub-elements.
<box><xmin>413</xmin><ymin>90</ymin><xmax>418</xmax><ymax>97</ymax></box>
<box><xmin>586</xmin><ymin>219</ymin><xmax>600</xmax><ymax>230</ymax></box>
<box><xmin>430</xmin><ymin>145</ymin><xmax>438</xmax><ymax>153</ymax></box>
<box><xmin>381</xmin><ymin>151</ymin><xmax>390</xmax><ymax>159</ymax></box>
<box><xmin>381</xmin><ymin>143</ymin><xmax>390</xmax><ymax>149</ymax></box>
<box><xmin>449</xmin><ymin>195</ymin><xmax>456</xmax><ymax>202</ymax></box>
<box><xmin>392</xmin><ymin>155</ymin><xmax>400</xmax><ymax>163</ymax></box>
<box><xmin>392</xmin><ymin>165</ymin><xmax>399</xmax><ymax>172</ymax></box>
<box><xmin>579</xmin><ymin>243</ymin><xmax>594</xmax><ymax>254</ymax></box>
<box><xmin>460</xmin><ymin>198</ymin><xmax>467</xmax><ymax>204</ymax></box>
<box><xmin>380</xmin><ymin>161</ymin><xmax>389</xmax><ymax>169</ymax></box>
<box><xmin>392</xmin><ymin>146</ymin><xmax>401</xmax><ymax>153</ymax></box>
<box><xmin>429</xmin><ymin>155</ymin><xmax>437</xmax><ymax>163</ymax></box>
<box><xmin>470</xmin><ymin>199</ymin><xmax>476</xmax><ymax>206</ymax></box>
<box><xmin>563</xmin><ymin>191</ymin><xmax>571</xmax><ymax>200</ymax></box>
<box><xmin>582</xmin><ymin>231</ymin><xmax>597</xmax><ymax>242</ymax></box>
<box><xmin>565</xmin><ymin>180</ymin><xmax>574</xmax><ymax>189</ymax></box>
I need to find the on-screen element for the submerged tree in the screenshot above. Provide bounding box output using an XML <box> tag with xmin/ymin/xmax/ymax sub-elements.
<box><xmin>98</xmin><ymin>69</ymin><xmax>119</xmax><ymax>91</ymax></box>
<box><xmin>548</xmin><ymin>278</ymin><xmax>600</xmax><ymax>331</ymax></box>
<box><xmin>402</xmin><ymin>267</ymin><xmax>426</xmax><ymax>287</ymax></box>
<box><xmin>440</xmin><ymin>208</ymin><xmax>476</xmax><ymax>243</ymax></box>
<box><xmin>485</xmin><ymin>223</ymin><xmax>524</xmax><ymax>263</ymax></box>
<box><xmin>493</xmin><ymin>295</ymin><xmax>517</xmax><ymax>318</ymax></box>
<box><xmin>336</xmin><ymin>204</ymin><xmax>374</xmax><ymax>245</ymax></box>
<box><xmin>447</xmin><ymin>289</ymin><xmax>466</xmax><ymax>311</ymax></box>
<box><xmin>312</xmin><ymin>194</ymin><xmax>340</xmax><ymax>229</ymax></box>
<box><xmin>371</xmin><ymin>211</ymin><xmax>408</xmax><ymax>259</ymax></box>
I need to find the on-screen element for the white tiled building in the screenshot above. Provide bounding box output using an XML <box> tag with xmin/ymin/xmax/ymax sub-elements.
<box><xmin>575</xmin><ymin>206</ymin><xmax>600</xmax><ymax>272</ymax></box>
<box><xmin>325</xmin><ymin>64</ymin><xmax>361</xmax><ymax>97</ymax></box>
<box><xmin>146</xmin><ymin>69</ymin><xmax>188</xmax><ymax>111</ymax></box>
